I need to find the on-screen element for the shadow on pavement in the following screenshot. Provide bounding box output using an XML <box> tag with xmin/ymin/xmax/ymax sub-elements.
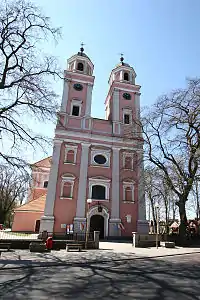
<box><xmin>0</xmin><ymin>250</ymin><xmax>200</xmax><ymax>299</ymax></box>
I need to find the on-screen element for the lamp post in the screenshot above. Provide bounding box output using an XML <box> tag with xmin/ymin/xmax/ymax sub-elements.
<box><xmin>85</xmin><ymin>198</ymin><xmax>92</xmax><ymax>249</ymax></box>
<box><xmin>155</xmin><ymin>204</ymin><xmax>159</xmax><ymax>249</ymax></box>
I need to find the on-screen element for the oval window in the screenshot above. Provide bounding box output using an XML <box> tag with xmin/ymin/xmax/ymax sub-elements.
<box><xmin>94</xmin><ymin>154</ymin><xmax>106</xmax><ymax>165</ymax></box>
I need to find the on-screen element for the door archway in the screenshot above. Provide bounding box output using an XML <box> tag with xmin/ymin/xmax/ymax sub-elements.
<box><xmin>90</xmin><ymin>215</ymin><xmax>104</xmax><ymax>239</ymax></box>
<box><xmin>88</xmin><ymin>205</ymin><xmax>109</xmax><ymax>237</ymax></box>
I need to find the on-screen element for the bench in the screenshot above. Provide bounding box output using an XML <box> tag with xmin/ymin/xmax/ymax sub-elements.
<box><xmin>0</xmin><ymin>242</ymin><xmax>11</xmax><ymax>256</ymax></box>
<box><xmin>0</xmin><ymin>243</ymin><xmax>11</xmax><ymax>251</ymax></box>
<box><xmin>66</xmin><ymin>243</ymin><xmax>82</xmax><ymax>252</ymax></box>
<box><xmin>138</xmin><ymin>240</ymin><xmax>160</xmax><ymax>248</ymax></box>
<box><xmin>165</xmin><ymin>242</ymin><xmax>175</xmax><ymax>248</ymax></box>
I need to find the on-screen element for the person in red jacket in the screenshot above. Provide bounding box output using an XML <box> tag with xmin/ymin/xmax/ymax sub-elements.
<box><xmin>45</xmin><ymin>236</ymin><xmax>53</xmax><ymax>250</ymax></box>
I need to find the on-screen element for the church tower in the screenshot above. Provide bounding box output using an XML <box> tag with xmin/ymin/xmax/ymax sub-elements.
<box><xmin>105</xmin><ymin>55</ymin><xmax>141</xmax><ymax>136</ymax></box>
<box><xmin>60</xmin><ymin>45</ymin><xmax>95</xmax><ymax>118</ymax></box>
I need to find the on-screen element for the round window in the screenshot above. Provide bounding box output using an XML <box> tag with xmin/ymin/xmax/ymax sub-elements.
<box><xmin>94</xmin><ymin>154</ymin><xmax>106</xmax><ymax>165</ymax></box>
<box><xmin>73</xmin><ymin>83</ymin><xmax>83</xmax><ymax>91</ymax></box>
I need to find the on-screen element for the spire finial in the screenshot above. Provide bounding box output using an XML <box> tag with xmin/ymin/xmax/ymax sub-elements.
<box><xmin>80</xmin><ymin>42</ymin><xmax>85</xmax><ymax>54</ymax></box>
<box><xmin>120</xmin><ymin>53</ymin><xmax>124</xmax><ymax>63</ymax></box>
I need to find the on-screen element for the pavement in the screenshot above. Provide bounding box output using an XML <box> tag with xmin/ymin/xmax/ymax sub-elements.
<box><xmin>1</xmin><ymin>242</ymin><xmax>200</xmax><ymax>299</ymax></box>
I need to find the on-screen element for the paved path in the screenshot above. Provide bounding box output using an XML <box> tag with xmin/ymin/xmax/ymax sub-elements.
<box><xmin>0</xmin><ymin>242</ymin><xmax>200</xmax><ymax>299</ymax></box>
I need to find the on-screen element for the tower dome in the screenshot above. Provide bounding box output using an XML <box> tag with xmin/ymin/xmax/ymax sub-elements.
<box><xmin>67</xmin><ymin>45</ymin><xmax>94</xmax><ymax>76</ymax></box>
<box><xmin>108</xmin><ymin>54</ymin><xmax>136</xmax><ymax>86</ymax></box>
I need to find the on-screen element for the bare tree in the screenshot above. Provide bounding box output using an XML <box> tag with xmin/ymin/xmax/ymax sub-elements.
<box><xmin>190</xmin><ymin>175</ymin><xmax>200</xmax><ymax>219</ymax></box>
<box><xmin>144</xmin><ymin>166</ymin><xmax>160</xmax><ymax>233</ymax></box>
<box><xmin>0</xmin><ymin>164</ymin><xmax>29</xmax><ymax>226</ymax></box>
<box><xmin>140</xmin><ymin>79</ymin><xmax>200</xmax><ymax>238</ymax></box>
<box><xmin>0</xmin><ymin>0</ymin><xmax>61</xmax><ymax>169</ymax></box>
<box><xmin>145</xmin><ymin>166</ymin><xmax>178</xmax><ymax>233</ymax></box>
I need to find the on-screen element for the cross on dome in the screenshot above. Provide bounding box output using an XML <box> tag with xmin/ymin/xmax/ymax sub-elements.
<box><xmin>80</xmin><ymin>42</ymin><xmax>85</xmax><ymax>53</ymax></box>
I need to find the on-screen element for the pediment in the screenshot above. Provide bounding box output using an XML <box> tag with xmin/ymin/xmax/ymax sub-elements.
<box><xmin>123</xmin><ymin>178</ymin><xmax>135</xmax><ymax>183</ymax></box>
<box><xmin>90</xmin><ymin>176</ymin><xmax>110</xmax><ymax>180</ymax></box>
<box><xmin>61</xmin><ymin>173</ymin><xmax>75</xmax><ymax>179</ymax></box>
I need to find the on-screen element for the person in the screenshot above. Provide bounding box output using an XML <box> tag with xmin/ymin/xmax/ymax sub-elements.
<box><xmin>45</xmin><ymin>236</ymin><xmax>53</xmax><ymax>250</ymax></box>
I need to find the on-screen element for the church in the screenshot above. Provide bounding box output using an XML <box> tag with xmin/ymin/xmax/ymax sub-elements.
<box><xmin>13</xmin><ymin>47</ymin><xmax>148</xmax><ymax>237</ymax></box>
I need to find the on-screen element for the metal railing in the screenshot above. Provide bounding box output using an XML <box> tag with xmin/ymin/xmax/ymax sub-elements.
<box><xmin>50</xmin><ymin>232</ymin><xmax>94</xmax><ymax>241</ymax></box>
<box><xmin>0</xmin><ymin>231</ymin><xmax>94</xmax><ymax>241</ymax></box>
<box><xmin>0</xmin><ymin>231</ymin><xmax>39</xmax><ymax>240</ymax></box>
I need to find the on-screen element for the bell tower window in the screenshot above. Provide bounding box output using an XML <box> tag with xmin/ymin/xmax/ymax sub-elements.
<box><xmin>124</xmin><ymin>114</ymin><xmax>130</xmax><ymax>124</ymax></box>
<box><xmin>72</xmin><ymin>105</ymin><xmax>80</xmax><ymax>116</ymax></box>
<box><xmin>124</xmin><ymin>72</ymin><xmax>129</xmax><ymax>81</ymax></box>
<box><xmin>77</xmin><ymin>62</ymin><xmax>84</xmax><ymax>71</ymax></box>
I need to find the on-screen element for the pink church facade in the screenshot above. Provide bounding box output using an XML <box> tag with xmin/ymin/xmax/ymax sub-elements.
<box><xmin>40</xmin><ymin>48</ymin><xmax>148</xmax><ymax>237</ymax></box>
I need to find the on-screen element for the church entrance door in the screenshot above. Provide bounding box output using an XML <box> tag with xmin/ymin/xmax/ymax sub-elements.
<box><xmin>90</xmin><ymin>215</ymin><xmax>104</xmax><ymax>239</ymax></box>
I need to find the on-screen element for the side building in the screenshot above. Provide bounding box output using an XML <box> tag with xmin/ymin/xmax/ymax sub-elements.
<box><xmin>12</xmin><ymin>157</ymin><xmax>51</xmax><ymax>232</ymax></box>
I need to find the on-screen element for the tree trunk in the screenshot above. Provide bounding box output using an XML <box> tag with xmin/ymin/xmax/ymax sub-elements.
<box><xmin>195</xmin><ymin>181</ymin><xmax>200</xmax><ymax>219</ymax></box>
<box><xmin>150</xmin><ymin>201</ymin><xmax>157</xmax><ymax>233</ymax></box>
<box><xmin>164</xmin><ymin>198</ymin><xmax>169</xmax><ymax>234</ymax></box>
<box><xmin>0</xmin><ymin>211</ymin><xmax>5</xmax><ymax>224</ymax></box>
<box><xmin>178</xmin><ymin>199</ymin><xmax>188</xmax><ymax>239</ymax></box>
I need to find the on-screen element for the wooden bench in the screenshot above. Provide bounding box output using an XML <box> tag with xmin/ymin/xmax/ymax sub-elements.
<box><xmin>66</xmin><ymin>243</ymin><xmax>82</xmax><ymax>252</ymax></box>
<box><xmin>0</xmin><ymin>242</ymin><xmax>11</xmax><ymax>251</ymax></box>
<box><xmin>165</xmin><ymin>242</ymin><xmax>175</xmax><ymax>248</ymax></box>
<box><xmin>0</xmin><ymin>242</ymin><xmax>11</xmax><ymax>256</ymax></box>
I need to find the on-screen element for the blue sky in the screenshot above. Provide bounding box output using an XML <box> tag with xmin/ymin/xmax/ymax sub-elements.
<box><xmin>29</xmin><ymin>0</ymin><xmax>200</xmax><ymax>161</ymax></box>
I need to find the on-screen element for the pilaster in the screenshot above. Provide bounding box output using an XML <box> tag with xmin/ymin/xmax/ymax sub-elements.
<box><xmin>85</xmin><ymin>83</ymin><xmax>93</xmax><ymax>116</ymax></box>
<box><xmin>112</xmin><ymin>88</ymin><xmax>120</xmax><ymax>121</ymax></box>
<box><xmin>60</xmin><ymin>79</ymin><xmax>69</xmax><ymax>112</ymax></box>
<box><xmin>76</xmin><ymin>143</ymin><xmax>90</xmax><ymax>218</ymax></box>
<box><xmin>40</xmin><ymin>140</ymin><xmax>62</xmax><ymax>233</ymax></box>
<box><xmin>111</xmin><ymin>147</ymin><xmax>120</xmax><ymax>219</ymax></box>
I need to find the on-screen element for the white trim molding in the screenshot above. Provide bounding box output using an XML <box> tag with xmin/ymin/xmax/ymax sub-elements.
<box><xmin>70</xmin><ymin>99</ymin><xmax>82</xmax><ymax>117</ymax></box>
<box><xmin>60</xmin><ymin>173</ymin><xmax>75</xmax><ymax>200</ymax></box>
<box><xmin>55</xmin><ymin>130</ymin><xmax>144</xmax><ymax>150</ymax></box>
<box><xmin>90</xmin><ymin>148</ymin><xmax>111</xmax><ymax>167</ymax></box>
<box><xmin>85</xmin><ymin>84</ymin><xmax>93</xmax><ymax>116</ymax></box>
<box><xmin>88</xmin><ymin>177</ymin><xmax>111</xmax><ymax>200</ymax></box>
<box><xmin>40</xmin><ymin>140</ymin><xmax>62</xmax><ymax>233</ymax></box>
<box><xmin>123</xmin><ymin>180</ymin><xmax>135</xmax><ymax>202</ymax></box>
<box><xmin>122</xmin><ymin>152</ymin><xmax>135</xmax><ymax>169</ymax></box>
<box><xmin>60</xmin><ymin>80</ymin><xmax>69</xmax><ymax>112</ymax></box>
<box><xmin>112</xmin><ymin>89</ymin><xmax>119</xmax><ymax>121</ymax></box>
<box><xmin>64</xmin><ymin>144</ymin><xmax>78</xmax><ymax>164</ymax></box>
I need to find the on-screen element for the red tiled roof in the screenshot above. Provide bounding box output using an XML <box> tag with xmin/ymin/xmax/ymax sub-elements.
<box><xmin>15</xmin><ymin>195</ymin><xmax>46</xmax><ymax>212</ymax></box>
<box><xmin>31</xmin><ymin>156</ymin><xmax>52</xmax><ymax>168</ymax></box>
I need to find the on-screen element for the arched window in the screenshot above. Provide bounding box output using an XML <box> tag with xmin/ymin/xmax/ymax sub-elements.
<box><xmin>125</xmin><ymin>187</ymin><xmax>132</xmax><ymax>201</ymax></box>
<box><xmin>77</xmin><ymin>62</ymin><xmax>84</xmax><ymax>71</ymax></box>
<box><xmin>66</xmin><ymin>150</ymin><xmax>75</xmax><ymax>163</ymax></box>
<box><xmin>62</xmin><ymin>182</ymin><xmax>73</xmax><ymax>198</ymax></box>
<box><xmin>124</xmin><ymin>72</ymin><xmax>129</xmax><ymax>81</ymax></box>
<box><xmin>92</xmin><ymin>185</ymin><xmax>106</xmax><ymax>200</ymax></box>
<box><xmin>43</xmin><ymin>181</ymin><xmax>48</xmax><ymax>188</ymax></box>
<box><xmin>125</xmin><ymin>156</ymin><xmax>132</xmax><ymax>169</ymax></box>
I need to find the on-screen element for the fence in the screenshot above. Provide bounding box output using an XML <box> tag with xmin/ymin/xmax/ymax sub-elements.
<box><xmin>0</xmin><ymin>231</ymin><xmax>39</xmax><ymax>240</ymax></box>
<box><xmin>49</xmin><ymin>232</ymin><xmax>94</xmax><ymax>241</ymax></box>
<box><xmin>0</xmin><ymin>230</ymin><xmax>94</xmax><ymax>242</ymax></box>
